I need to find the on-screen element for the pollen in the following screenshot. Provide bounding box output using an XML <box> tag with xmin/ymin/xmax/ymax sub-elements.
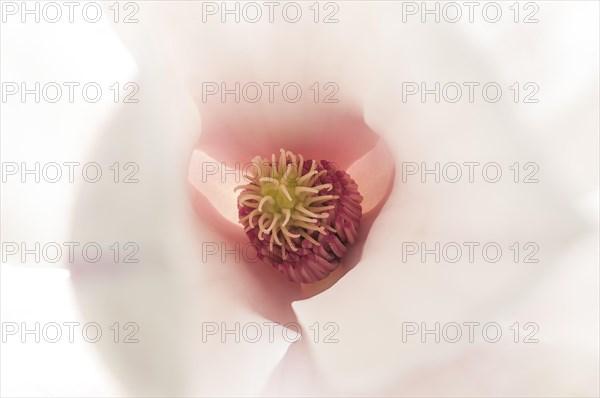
<box><xmin>235</xmin><ymin>149</ymin><xmax>363</xmax><ymax>283</ymax></box>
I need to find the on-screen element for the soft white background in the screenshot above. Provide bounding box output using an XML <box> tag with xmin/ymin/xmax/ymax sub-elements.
<box><xmin>1</xmin><ymin>1</ymin><xmax>599</xmax><ymax>396</ymax></box>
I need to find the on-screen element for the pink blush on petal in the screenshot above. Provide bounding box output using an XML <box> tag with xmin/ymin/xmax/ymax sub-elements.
<box><xmin>187</xmin><ymin>106</ymin><xmax>395</xmax><ymax>294</ymax></box>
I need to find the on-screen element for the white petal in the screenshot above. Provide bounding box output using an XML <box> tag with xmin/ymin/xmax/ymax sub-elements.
<box><xmin>68</xmin><ymin>55</ymin><xmax>292</xmax><ymax>395</ymax></box>
<box><xmin>290</xmin><ymin>2</ymin><xmax>598</xmax><ymax>395</ymax></box>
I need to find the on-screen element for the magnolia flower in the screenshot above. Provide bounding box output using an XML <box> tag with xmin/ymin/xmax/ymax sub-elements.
<box><xmin>4</xmin><ymin>1</ymin><xmax>597</xmax><ymax>397</ymax></box>
<box><xmin>188</xmin><ymin>95</ymin><xmax>395</xmax><ymax>287</ymax></box>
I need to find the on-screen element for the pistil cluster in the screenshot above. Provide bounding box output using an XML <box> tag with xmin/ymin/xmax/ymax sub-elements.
<box><xmin>236</xmin><ymin>149</ymin><xmax>362</xmax><ymax>283</ymax></box>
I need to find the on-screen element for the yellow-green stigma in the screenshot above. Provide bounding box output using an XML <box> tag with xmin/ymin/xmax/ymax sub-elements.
<box><xmin>236</xmin><ymin>149</ymin><xmax>337</xmax><ymax>257</ymax></box>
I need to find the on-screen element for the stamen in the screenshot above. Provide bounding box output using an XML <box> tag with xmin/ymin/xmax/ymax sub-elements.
<box><xmin>264</xmin><ymin>214</ymin><xmax>281</xmax><ymax>234</ymax></box>
<box><xmin>286</xmin><ymin>151</ymin><xmax>297</xmax><ymax>167</ymax></box>
<box><xmin>239</xmin><ymin>194</ymin><xmax>262</xmax><ymax>205</ymax></box>
<box><xmin>324</xmin><ymin>224</ymin><xmax>337</xmax><ymax>233</ymax></box>
<box><xmin>295</xmin><ymin>203</ymin><xmax>328</xmax><ymax>219</ymax></box>
<box><xmin>242</xmin><ymin>208</ymin><xmax>260</xmax><ymax>228</ymax></box>
<box><xmin>295</xmin><ymin>186</ymin><xmax>319</xmax><ymax>195</ymax></box>
<box><xmin>271</xmin><ymin>154</ymin><xmax>276</xmax><ymax>178</ymax></box>
<box><xmin>282</xmin><ymin>208</ymin><xmax>291</xmax><ymax>227</ymax></box>
<box><xmin>272</xmin><ymin>226</ymin><xmax>282</xmax><ymax>246</ymax></box>
<box><xmin>259</xmin><ymin>177</ymin><xmax>280</xmax><ymax>186</ymax></box>
<box><xmin>306</xmin><ymin>205</ymin><xmax>336</xmax><ymax>212</ymax></box>
<box><xmin>234</xmin><ymin>184</ymin><xmax>260</xmax><ymax>192</ymax></box>
<box><xmin>280</xmin><ymin>184</ymin><xmax>293</xmax><ymax>202</ymax></box>
<box><xmin>312</xmin><ymin>184</ymin><xmax>333</xmax><ymax>192</ymax></box>
<box><xmin>282</xmin><ymin>164</ymin><xmax>292</xmax><ymax>182</ymax></box>
<box><xmin>282</xmin><ymin>232</ymin><xmax>298</xmax><ymax>252</ymax></box>
<box><xmin>294</xmin><ymin>221</ymin><xmax>325</xmax><ymax>233</ymax></box>
<box><xmin>281</xmin><ymin>227</ymin><xmax>300</xmax><ymax>251</ymax></box>
<box><xmin>281</xmin><ymin>225</ymin><xmax>300</xmax><ymax>238</ymax></box>
<box><xmin>298</xmin><ymin>154</ymin><xmax>304</xmax><ymax>176</ymax></box>
<box><xmin>291</xmin><ymin>213</ymin><xmax>318</xmax><ymax>223</ymax></box>
<box><xmin>258</xmin><ymin>213</ymin><xmax>271</xmax><ymax>232</ymax></box>
<box><xmin>297</xmin><ymin>170</ymin><xmax>317</xmax><ymax>185</ymax></box>
<box><xmin>299</xmin><ymin>230</ymin><xmax>320</xmax><ymax>246</ymax></box>
<box><xmin>258</xmin><ymin>196</ymin><xmax>274</xmax><ymax>212</ymax></box>
<box><xmin>305</xmin><ymin>195</ymin><xmax>339</xmax><ymax>205</ymax></box>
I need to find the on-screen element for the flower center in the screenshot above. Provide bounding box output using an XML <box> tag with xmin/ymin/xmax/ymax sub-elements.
<box><xmin>235</xmin><ymin>149</ymin><xmax>363</xmax><ymax>283</ymax></box>
<box><xmin>236</xmin><ymin>149</ymin><xmax>338</xmax><ymax>257</ymax></box>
